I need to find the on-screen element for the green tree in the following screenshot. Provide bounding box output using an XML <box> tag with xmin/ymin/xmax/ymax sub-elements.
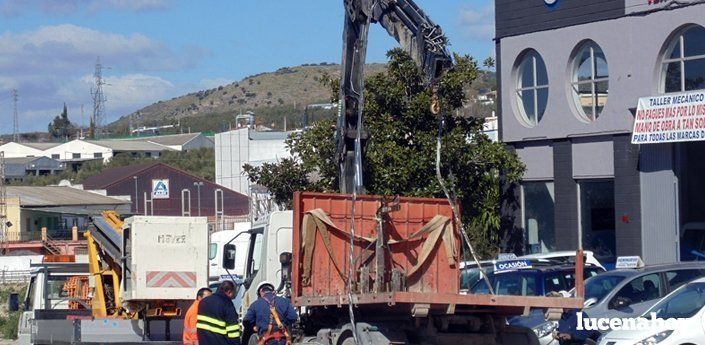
<box><xmin>48</xmin><ymin>103</ymin><xmax>76</xmax><ymax>139</ymax></box>
<box><xmin>244</xmin><ymin>49</ymin><xmax>524</xmax><ymax>257</ymax></box>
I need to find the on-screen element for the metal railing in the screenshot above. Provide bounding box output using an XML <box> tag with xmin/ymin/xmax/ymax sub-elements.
<box><xmin>4</xmin><ymin>232</ymin><xmax>43</xmax><ymax>243</ymax></box>
<box><xmin>4</xmin><ymin>230</ymin><xmax>82</xmax><ymax>243</ymax></box>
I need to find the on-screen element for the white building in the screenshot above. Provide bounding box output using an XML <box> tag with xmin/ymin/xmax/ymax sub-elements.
<box><xmin>0</xmin><ymin>133</ymin><xmax>212</xmax><ymax>164</ymax></box>
<box><xmin>215</xmin><ymin>128</ymin><xmax>294</xmax><ymax>195</ymax></box>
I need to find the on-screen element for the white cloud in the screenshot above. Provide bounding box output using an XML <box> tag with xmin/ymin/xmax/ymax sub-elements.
<box><xmin>457</xmin><ymin>3</ymin><xmax>495</xmax><ymax>42</ymax></box>
<box><xmin>0</xmin><ymin>24</ymin><xmax>200</xmax><ymax>73</ymax></box>
<box><xmin>0</xmin><ymin>24</ymin><xmax>209</xmax><ymax>132</ymax></box>
<box><xmin>1</xmin><ymin>0</ymin><xmax>169</xmax><ymax>16</ymax></box>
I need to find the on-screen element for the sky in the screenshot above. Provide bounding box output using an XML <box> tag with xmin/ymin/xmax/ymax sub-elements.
<box><xmin>0</xmin><ymin>0</ymin><xmax>495</xmax><ymax>134</ymax></box>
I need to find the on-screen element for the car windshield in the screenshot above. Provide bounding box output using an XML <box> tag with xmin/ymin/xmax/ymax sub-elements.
<box><xmin>647</xmin><ymin>282</ymin><xmax>705</xmax><ymax>319</ymax></box>
<box><xmin>585</xmin><ymin>274</ymin><xmax>626</xmax><ymax>303</ymax></box>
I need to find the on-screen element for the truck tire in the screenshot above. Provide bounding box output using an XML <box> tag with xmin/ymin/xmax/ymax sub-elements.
<box><xmin>336</xmin><ymin>330</ymin><xmax>354</xmax><ymax>345</ymax></box>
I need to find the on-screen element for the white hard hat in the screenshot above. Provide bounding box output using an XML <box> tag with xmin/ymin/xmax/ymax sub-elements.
<box><xmin>256</xmin><ymin>281</ymin><xmax>275</xmax><ymax>294</ymax></box>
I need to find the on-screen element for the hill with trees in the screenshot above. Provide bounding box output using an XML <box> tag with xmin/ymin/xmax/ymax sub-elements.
<box><xmin>106</xmin><ymin>63</ymin><xmax>495</xmax><ymax>135</ymax></box>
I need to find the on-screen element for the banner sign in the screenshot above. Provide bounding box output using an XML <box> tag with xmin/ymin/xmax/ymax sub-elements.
<box><xmin>152</xmin><ymin>179</ymin><xmax>170</xmax><ymax>199</ymax></box>
<box><xmin>494</xmin><ymin>260</ymin><xmax>533</xmax><ymax>272</ymax></box>
<box><xmin>631</xmin><ymin>91</ymin><xmax>705</xmax><ymax>144</ymax></box>
<box><xmin>625</xmin><ymin>0</ymin><xmax>699</xmax><ymax>15</ymax></box>
<box><xmin>615</xmin><ymin>256</ymin><xmax>645</xmax><ymax>269</ymax></box>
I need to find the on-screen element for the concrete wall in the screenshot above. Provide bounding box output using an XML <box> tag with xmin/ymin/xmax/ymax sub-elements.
<box><xmin>215</xmin><ymin>128</ymin><xmax>290</xmax><ymax>195</ymax></box>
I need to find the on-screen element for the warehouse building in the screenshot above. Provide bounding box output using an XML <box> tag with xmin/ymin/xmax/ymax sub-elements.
<box><xmin>4</xmin><ymin>186</ymin><xmax>130</xmax><ymax>243</ymax></box>
<box><xmin>497</xmin><ymin>0</ymin><xmax>705</xmax><ymax>265</ymax></box>
<box><xmin>4</xmin><ymin>157</ymin><xmax>65</xmax><ymax>182</ymax></box>
<box><xmin>83</xmin><ymin>162</ymin><xmax>248</xmax><ymax>231</ymax></box>
<box><xmin>0</xmin><ymin>133</ymin><xmax>212</xmax><ymax>164</ymax></box>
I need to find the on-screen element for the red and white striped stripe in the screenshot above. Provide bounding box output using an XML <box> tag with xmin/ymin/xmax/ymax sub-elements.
<box><xmin>145</xmin><ymin>271</ymin><xmax>197</xmax><ymax>288</ymax></box>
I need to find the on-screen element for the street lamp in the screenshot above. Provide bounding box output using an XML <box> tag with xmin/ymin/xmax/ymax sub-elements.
<box><xmin>133</xmin><ymin>176</ymin><xmax>139</xmax><ymax>214</ymax></box>
<box><xmin>193</xmin><ymin>181</ymin><xmax>204</xmax><ymax>216</ymax></box>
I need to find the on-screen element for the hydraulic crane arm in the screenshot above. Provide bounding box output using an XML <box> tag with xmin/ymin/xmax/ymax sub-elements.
<box><xmin>337</xmin><ymin>0</ymin><xmax>453</xmax><ymax>193</ymax></box>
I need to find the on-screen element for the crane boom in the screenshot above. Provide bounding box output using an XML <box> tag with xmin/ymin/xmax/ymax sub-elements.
<box><xmin>337</xmin><ymin>0</ymin><xmax>453</xmax><ymax>193</ymax></box>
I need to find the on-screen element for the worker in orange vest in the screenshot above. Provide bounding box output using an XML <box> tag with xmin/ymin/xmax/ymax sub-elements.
<box><xmin>184</xmin><ymin>287</ymin><xmax>212</xmax><ymax>345</ymax></box>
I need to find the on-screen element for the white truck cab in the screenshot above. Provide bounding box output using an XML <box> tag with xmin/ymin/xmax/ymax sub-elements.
<box><xmin>209</xmin><ymin>222</ymin><xmax>251</xmax><ymax>281</ymax></box>
<box><xmin>16</xmin><ymin>262</ymin><xmax>89</xmax><ymax>345</ymax></box>
<box><xmin>225</xmin><ymin>211</ymin><xmax>293</xmax><ymax>313</ymax></box>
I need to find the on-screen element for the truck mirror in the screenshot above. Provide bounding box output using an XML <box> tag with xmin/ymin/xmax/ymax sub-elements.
<box><xmin>280</xmin><ymin>252</ymin><xmax>292</xmax><ymax>283</ymax></box>
<box><xmin>8</xmin><ymin>293</ymin><xmax>19</xmax><ymax>312</ymax></box>
<box><xmin>223</xmin><ymin>244</ymin><xmax>236</xmax><ymax>270</ymax></box>
<box><xmin>279</xmin><ymin>252</ymin><xmax>292</xmax><ymax>265</ymax></box>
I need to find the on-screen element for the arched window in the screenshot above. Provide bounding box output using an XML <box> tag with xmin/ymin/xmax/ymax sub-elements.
<box><xmin>663</xmin><ymin>25</ymin><xmax>705</xmax><ymax>93</ymax></box>
<box><xmin>571</xmin><ymin>42</ymin><xmax>608</xmax><ymax>122</ymax></box>
<box><xmin>516</xmin><ymin>50</ymin><xmax>549</xmax><ymax>127</ymax></box>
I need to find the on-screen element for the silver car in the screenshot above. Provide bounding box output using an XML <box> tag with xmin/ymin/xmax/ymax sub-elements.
<box><xmin>581</xmin><ymin>262</ymin><xmax>705</xmax><ymax>321</ymax></box>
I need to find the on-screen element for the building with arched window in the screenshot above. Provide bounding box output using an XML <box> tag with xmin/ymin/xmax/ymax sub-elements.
<box><xmin>496</xmin><ymin>0</ymin><xmax>705</xmax><ymax>266</ymax></box>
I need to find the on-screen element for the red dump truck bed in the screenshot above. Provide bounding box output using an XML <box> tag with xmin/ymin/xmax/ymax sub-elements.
<box><xmin>291</xmin><ymin>192</ymin><xmax>583</xmax><ymax>315</ymax></box>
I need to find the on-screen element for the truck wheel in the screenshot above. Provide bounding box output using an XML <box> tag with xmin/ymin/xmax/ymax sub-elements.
<box><xmin>336</xmin><ymin>330</ymin><xmax>355</xmax><ymax>345</ymax></box>
<box><xmin>339</xmin><ymin>337</ymin><xmax>355</xmax><ymax>345</ymax></box>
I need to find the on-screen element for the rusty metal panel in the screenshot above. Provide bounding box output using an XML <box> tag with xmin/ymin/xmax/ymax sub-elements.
<box><xmin>292</xmin><ymin>192</ymin><xmax>461</xmax><ymax>302</ymax></box>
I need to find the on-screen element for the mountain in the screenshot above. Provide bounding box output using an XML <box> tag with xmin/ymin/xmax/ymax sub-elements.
<box><xmin>108</xmin><ymin>63</ymin><xmax>386</xmax><ymax>134</ymax></box>
<box><xmin>107</xmin><ymin>63</ymin><xmax>496</xmax><ymax>135</ymax></box>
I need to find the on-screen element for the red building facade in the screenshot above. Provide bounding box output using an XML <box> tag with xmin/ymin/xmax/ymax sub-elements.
<box><xmin>83</xmin><ymin>163</ymin><xmax>248</xmax><ymax>225</ymax></box>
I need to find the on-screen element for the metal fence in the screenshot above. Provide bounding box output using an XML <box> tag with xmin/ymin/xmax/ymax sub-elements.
<box><xmin>0</xmin><ymin>270</ymin><xmax>31</xmax><ymax>284</ymax></box>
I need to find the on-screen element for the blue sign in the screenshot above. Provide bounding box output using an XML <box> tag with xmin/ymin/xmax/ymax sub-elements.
<box><xmin>494</xmin><ymin>260</ymin><xmax>533</xmax><ymax>272</ymax></box>
<box><xmin>151</xmin><ymin>179</ymin><xmax>170</xmax><ymax>199</ymax></box>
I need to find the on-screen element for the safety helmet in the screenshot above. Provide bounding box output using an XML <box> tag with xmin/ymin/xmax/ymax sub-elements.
<box><xmin>256</xmin><ymin>281</ymin><xmax>275</xmax><ymax>294</ymax></box>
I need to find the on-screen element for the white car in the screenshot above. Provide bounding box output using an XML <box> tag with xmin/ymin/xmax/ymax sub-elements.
<box><xmin>598</xmin><ymin>276</ymin><xmax>705</xmax><ymax>345</ymax></box>
<box><xmin>520</xmin><ymin>250</ymin><xmax>606</xmax><ymax>271</ymax></box>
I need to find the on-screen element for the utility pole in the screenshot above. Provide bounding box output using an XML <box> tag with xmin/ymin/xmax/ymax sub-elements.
<box><xmin>12</xmin><ymin>89</ymin><xmax>18</xmax><ymax>142</ymax></box>
<box><xmin>0</xmin><ymin>152</ymin><xmax>7</xmax><ymax>254</ymax></box>
<box><xmin>91</xmin><ymin>57</ymin><xmax>107</xmax><ymax>138</ymax></box>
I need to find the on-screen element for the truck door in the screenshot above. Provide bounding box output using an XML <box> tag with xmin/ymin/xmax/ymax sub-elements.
<box><xmin>17</xmin><ymin>275</ymin><xmax>36</xmax><ymax>345</ymax></box>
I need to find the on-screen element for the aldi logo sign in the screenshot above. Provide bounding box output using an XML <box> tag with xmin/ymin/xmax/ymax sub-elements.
<box><xmin>152</xmin><ymin>179</ymin><xmax>170</xmax><ymax>199</ymax></box>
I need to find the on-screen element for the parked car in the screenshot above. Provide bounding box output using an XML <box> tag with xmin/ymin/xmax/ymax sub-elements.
<box><xmin>470</xmin><ymin>261</ymin><xmax>604</xmax><ymax>345</ymax></box>
<box><xmin>680</xmin><ymin>222</ymin><xmax>705</xmax><ymax>261</ymax></box>
<box><xmin>459</xmin><ymin>260</ymin><xmax>494</xmax><ymax>293</ymax></box>
<box><xmin>520</xmin><ymin>250</ymin><xmax>606</xmax><ymax>271</ymax></box>
<box><xmin>597</xmin><ymin>276</ymin><xmax>705</xmax><ymax>345</ymax></box>
<box><xmin>581</xmin><ymin>262</ymin><xmax>705</xmax><ymax>322</ymax></box>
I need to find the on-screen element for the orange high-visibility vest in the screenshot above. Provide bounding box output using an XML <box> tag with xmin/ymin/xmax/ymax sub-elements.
<box><xmin>183</xmin><ymin>299</ymin><xmax>201</xmax><ymax>344</ymax></box>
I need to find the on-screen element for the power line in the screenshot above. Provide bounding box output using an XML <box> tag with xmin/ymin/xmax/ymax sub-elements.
<box><xmin>11</xmin><ymin>89</ymin><xmax>18</xmax><ymax>142</ymax></box>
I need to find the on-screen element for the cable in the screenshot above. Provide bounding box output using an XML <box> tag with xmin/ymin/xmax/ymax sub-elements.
<box><xmin>434</xmin><ymin>108</ymin><xmax>495</xmax><ymax>295</ymax></box>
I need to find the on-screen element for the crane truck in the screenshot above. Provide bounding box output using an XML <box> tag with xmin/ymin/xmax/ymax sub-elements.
<box><xmin>19</xmin><ymin>212</ymin><xmax>209</xmax><ymax>344</ymax></box>
<box><xmin>224</xmin><ymin>1</ymin><xmax>586</xmax><ymax>344</ymax></box>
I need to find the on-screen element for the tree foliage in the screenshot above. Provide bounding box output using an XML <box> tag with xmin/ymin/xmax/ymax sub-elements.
<box><xmin>244</xmin><ymin>49</ymin><xmax>524</xmax><ymax>257</ymax></box>
<box><xmin>48</xmin><ymin>103</ymin><xmax>76</xmax><ymax>139</ymax></box>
